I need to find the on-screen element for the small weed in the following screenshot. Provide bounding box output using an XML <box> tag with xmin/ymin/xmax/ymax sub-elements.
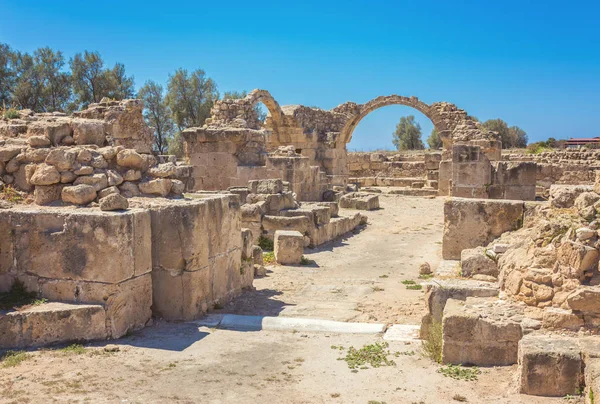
<box><xmin>372</xmin><ymin>286</ymin><xmax>385</xmax><ymax>292</ymax></box>
<box><xmin>453</xmin><ymin>394</ymin><xmax>467</xmax><ymax>402</ymax></box>
<box><xmin>1</xmin><ymin>350</ymin><xmax>30</xmax><ymax>367</ymax></box>
<box><xmin>401</xmin><ymin>280</ymin><xmax>416</xmax><ymax>285</ymax></box>
<box><xmin>294</xmin><ymin>357</ymin><xmax>304</xmax><ymax>363</ymax></box>
<box><xmin>379</xmin><ymin>275</ymin><xmax>388</xmax><ymax>278</ymax></box>
<box><xmin>168</xmin><ymin>362</ymin><xmax>176</xmax><ymax>368</ymax></box>
<box><xmin>394</xmin><ymin>350</ymin><xmax>415</xmax><ymax>356</ymax></box>
<box><xmin>422</xmin><ymin>321</ymin><xmax>443</xmax><ymax>363</ymax></box>
<box><xmin>368</xmin><ymin>401</ymin><xmax>387</xmax><ymax>404</ymax></box>
<box><xmin>418</xmin><ymin>274</ymin><xmax>433</xmax><ymax>280</ymax></box>
<box><xmin>3</xmin><ymin>108</ymin><xmax>19</xmax><ymax>120</ymax></box>
<box><xmin>258</xmin><ymin>236</ymin><xmax>274</xmax><ymax>251</ymax></box>
<box><xmin>0</xmin><ymin>185</ymin><xmax>24</xmax><ymax>203</ymax></box>
<box><xmin>300</xmin><ymin>256</ymin><xmax>311</xmax><ymax>265</ymax></box>
<box><xmin>60</xmin><ymin>344</ymin><xmax>86</xmax><ymax>355</ymax></box>
<box><xmin>405</xmin><ymin>284</ymin><xmax>422</xmax><ymax>290</ymax></box>
<box><xmin>330</xmin><ymin>393</ymin><xmax>340</xmax><ymax>398</ymax></box>
<box><xmin>438</xmin><ymin>364</ymin><xmax>481</xmax><ymax>381</ymax></box>
<box><xmin>330</xmin><ymin>345</ymin><xmax>345</xmax><ymax>351</ymax></box>
<box><xmin>32</xmin><ymin>298</ymin><xmax>48</xmax><ymax>305</ymax></box>
<box><xmin>0</xmin><ymin>280</ymin><xmax>41</xmax><ymax>310</ymax></box>
<box><xmin>339</xmin><ymin>342</ymin><xmax>396</xmax><ymax>370</ymax></box>
<box><xmin>263</xmin><ymin>251</ymin><xmax>276</xmax><ymax>265</ymax></box>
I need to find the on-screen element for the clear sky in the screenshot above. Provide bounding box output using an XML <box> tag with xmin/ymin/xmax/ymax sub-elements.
<box><xmin>2</xmin><ymin>0</ymin><xmax>599</xmax><ymax>150</ymax></box>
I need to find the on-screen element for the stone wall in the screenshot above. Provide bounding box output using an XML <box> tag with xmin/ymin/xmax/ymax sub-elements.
<box><xmin>503</xmin><ymin>149</ymin><xmax>600</xmax><ymax>192</ymax></box>
<box><xmin>0</xmin><ymin>100</ymin><xmax>193</xmax><ymax>206</ymax></box>
<box><xmin>0</xmin><ymin>194</ymin><xmax>254</xmax><ymax>343</ymax></box>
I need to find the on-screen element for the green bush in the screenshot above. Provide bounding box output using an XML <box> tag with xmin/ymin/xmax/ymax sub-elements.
<box><xmin>258</xmin><ymin>236</ymin><xmax>274</xmax><ymax>251</ymax></box>
<box><xmin>3</xmin><ymin>108</ymin><xmax>19</xmax><ymax>120</ymax></box>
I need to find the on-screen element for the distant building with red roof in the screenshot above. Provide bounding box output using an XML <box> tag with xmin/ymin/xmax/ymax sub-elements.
<box><xmin>565</xmin><ymin>137</ymin><xmax>600</xmax><ymax>148</ymax></box>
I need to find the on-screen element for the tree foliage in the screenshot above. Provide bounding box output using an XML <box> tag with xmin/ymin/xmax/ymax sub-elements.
<box><xmin>165</xmin><ymin>68</ymin><xmax>218</xmax><ymax>131</ymax></box>
<box><xmin>137</xmin><ymin>80</ymin><xmax>174</xmax><ymax>154</ymax></box>
<box><xmin>482</xmin><ymin>118</ymin><xmax>528</xmax><ymax>149</ymax></box>
<box><xmin>427</xmin><ymin>128</ymin><xmax>442</xmax><ymax>149</ymax></box>
<box><xmin>70</xmin><ymin>51</ymin><xmax>134</xmax><ymax>109</ymax></box>
<box><xmin>392</xmin><ymin>115</ymin><xmax>424</xmax><ymax>151</ymax></box>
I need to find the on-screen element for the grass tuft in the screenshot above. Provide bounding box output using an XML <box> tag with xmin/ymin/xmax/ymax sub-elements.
<box><xmin>1</xmin><ymin>350</ymin><xmax>30</xmax><ymax>367</ymax></box>
<box><xmin>338</xmin><ymin>342</ymin><xmax>396</xmax><ymax>370</ymax></box>
<box><xmin>60</xmin><ymin>344</ymin><xmax>86</xmax><ymax>355</ymax></box>
<box><xmin>438</xmin><ymin>364</ymin><xmax>481</xmax><ymax>381</ymax></box>
<box><xmin>422</xmin><ymin>321</ymin><xmax>443</xmax><ymax>363</ymax></box>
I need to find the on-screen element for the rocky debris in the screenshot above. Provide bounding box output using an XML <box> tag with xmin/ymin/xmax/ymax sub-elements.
<box><xmin>419</xmin><ymin>262</ymin><xmax>432</xmax><ymax>275</ymax></box>
<box><xmin>99</xmin><ymin>193</ymin><xmax>129</xmax><ymax>211</ymax></box>
<box><xmin>61</xmin><ymin>184</ymin><xmax>97</xmax><ymax>205</ymax></box>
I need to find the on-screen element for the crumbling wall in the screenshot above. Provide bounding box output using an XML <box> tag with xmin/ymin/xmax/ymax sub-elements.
<box><xmin>0</xmin><ymin>100</ymin><xmax>193</xmax><ymax>205</ymax></box>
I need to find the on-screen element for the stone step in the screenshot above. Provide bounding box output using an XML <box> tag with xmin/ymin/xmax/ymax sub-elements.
<box><xmin>386</xmin><ymin>187</ymin><xmax>438</xmax><ymax>197</ymax></box>
<box><xmin>0</xmin><ymin>302</ymin><xmax>107</xmax><ymax>349</ymax></box>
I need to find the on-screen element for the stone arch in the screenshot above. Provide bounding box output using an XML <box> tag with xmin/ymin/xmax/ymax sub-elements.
<box><xmin>338</xmin><ymin>95</ymin><xmax>447</xmax><ymax>145</ymax></box>
<box><xmin>245</xmin><ymin>89</ymin><xmax>285</xmax><ymax>130</ymax></box>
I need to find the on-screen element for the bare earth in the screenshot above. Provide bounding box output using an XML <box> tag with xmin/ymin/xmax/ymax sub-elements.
<box><xmin>0</xmin><ymin>195</ymin><xmax>572</xmax><ymax>403</ymax></box>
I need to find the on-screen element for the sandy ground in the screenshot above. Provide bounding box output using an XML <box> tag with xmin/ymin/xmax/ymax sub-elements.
<box><xmin>0</xmin><ymin>195</ymin><xmax>576</xmax><ymax>403</ymax></box>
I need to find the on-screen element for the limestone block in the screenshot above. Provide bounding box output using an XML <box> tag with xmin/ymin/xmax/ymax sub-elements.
<box><xmin>119</xmin><ymin>181</ymin><xmax>141</xmax><ymax>197</ymax></box>
<box><xmin>262</xmin><ymin>215</ymin><xmax>311</xmax><ymax>235</ymax></box>
<box><xmin>99</xmin><ymin>193</ymin><xmax>129</xmax><ymax>211</ymax></box>
<box><xmin>339</xmin><ymin>192</ymin><xmax>379</xmax><ymax>210</ymax></box>
<box><xmin>0</xmin><ymin>145</ymin><xmax>23</xmax><ymax>162</ymax></box>
<box><xmin>33</xmin><ymin>184</ymin><xmax>63</xmax><ymax>205</ymax></box>
<box><xmin>442</xmin><ymin>198</ymin><xmax>524</xmax><ymax>260</ymax></box>
<box><xmin>72</xmin><ymin>118</ymin><xmax>106</xmax><ymax>146</ymax></box>
<box><xmin>442</xmin><ymin>298</ymin><xmax>522</xmax><ymax>366</ymax></box>
<box><xmin>138</xmin><ymin>178</ymin><xmax>172</xmax><ymax>196</ymax></box>
<box><xmin>274</xmin><ymin>230</ymin><xmax>304</xmax><ymax>265</ymax></box>
<box><xmin>116</xmin><ymin>149</ymin><xmax>144</xmax><ymax>170</ymax></box>
<box><xmin>122</xmin><ymin>169</ymin><xmax>142</xmax><ymax>181</ymax></box>
<box><xmin>585</xmin><ymin>359</ymin><xmax>600</xmax><ymax>404</ymax></box>
<box><xmin>148</xmin><ymin>162</ymin><xmax>176</xmax><ymax>178</ymax></box>
<box><xmin>518</xmin><ymin>335</ymin><xmax>583</xmax><ymax>396</ymax></box>
<box><xmin>249</xmin><ymin>178</ymin><xmax>283</xmax><ymax>194</ymax></box>
<box><xmin>0</xmin><ymin>302</ymin><xmax>107</xmax><ymax>349</ymax></box>
<box><xmin>557</xmin><ymin>241</ymin><xmax>599</xmax><ymax>280</ymax></box>
<box><xmin>241</xmin><ymin>228</ymin><xmax>254</xmax><ymax>260</ymax></box>
<box><xmin>74</xmin><ymin>173</ymin><xmax>108</xmax><ymax>192</ymax></box>
<box><xmin>2</xmin><ymin>207</ymin><xmax>151</xmax><ymax>284</ymax></box>
<box><xmin>151</xmin><ymin>267</ymin><xmax>210</xmax><ymax>321</ymax></box>
<box><xmin>61</xmin><ymin>184</ymin><xmax>97</xmax><ymax>205</ymax></box>
<box><xmin>542</xmin><ymin>307</ymin><xmax>584</xmax><ymax>330</ymax></box>
<box><xmin>460</xmin><ymin>247</ymin><xmax>498</xmax><ymax>277</ymax></box>
<box><xmin>45</xmin><ymin>148</ymin><xmax>77</xmax><ymax>171</ymax></box>
<box><xmin>106</xmin><ymin>169</ymin><xmax>124</xmax><ymax>186</ymax></box>
<box><xmin>27</xmin><ymin>135</ymin><xmax>51</xmax><ymax>148</ymax></box>
<box><xmin>171</xmin><ymin>179</ymin><xmax>185</xmax><ymax>195</ymax></box>
<box><xmin>29</xmin><ymin>164</ymin><xmax>60</xmax><ymax>185</ymax></box>
<box><xmin>98</xmin><ymin>186</ymin><xmax>120</xmax><ymax>199</ymax></box>
<box><xmin>567</xmin><ymin>286</ymin><xmax>600</xmax><ymax>314</ymax></box>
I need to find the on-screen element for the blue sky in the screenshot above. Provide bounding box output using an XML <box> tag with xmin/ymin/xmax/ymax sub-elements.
<box><xmin>2</xmin><ymin>0</ymin><xmax>599</xmax><ymax>150</ymax></box>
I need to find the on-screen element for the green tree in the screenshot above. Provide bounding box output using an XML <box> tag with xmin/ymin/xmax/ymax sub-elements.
<box><xmin>34</xmin><ymin>47</ymin><xmax>71</xmax><ymax>112</ymax></box>
<box><xmin>223</xmin><ymin>90</ymin><xmax>267</xmax><ymax>122</ymax></box>
<box><xmin>427</xmin><ymin>128</ymin><xmax>442</xmax><ymax>149</ymax></box>
<box><xmin>70</xmin><ymin>51</ymin><xmax>134</xmax><ymax>109</ymax></box>
<box><xmin>508</xmin><ymin>125</ymin><xmax>528</xmax><ymax>148</ymax></box>
<box><xmin>165</xmin><ymin>68</ymin><xmax>218</xmax><ymax>131</ymax></box>
<box><xmin>11</xmin><ymin>51</ymin><xmax>44</xmax><ymax>111</ymax></box>
<box><xmin>392</xmin><ymin>115</ymin><xmax>424</xmax><ymax>151</ymax></box>
<box><xmin>482</xmin><ymin>118</ymin><xmax>511</xmax><ymax>148</ymax></box>
<box><xmin>137</xmin><ymin>80</ymin><xmax>174</xmax><ymax>154</ymax></box>
<box><xmin>106</xmin><ymin>62</ymin><xmax>134</xmax><ymax>100</ymax></box>
<box><xmin>0</xmin><ymin>43</ymin><xmax>16</xmax><ymax>107</ymax></box>
<box><xmin>70</xmin><ymin>51</ymin><xmax>108</xmax><ymax>107</ymax></box>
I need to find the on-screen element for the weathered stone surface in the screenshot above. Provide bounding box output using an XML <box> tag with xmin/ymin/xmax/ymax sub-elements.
<box><xmin>339</xmin><ymin>192</ymin><xmax>380</xmax><ymax>210</ymax></box>
<box><xmin>274</xmin><ymin>230</ymin><xmax>304</xmax><ymax>265</ymax></box>
<box><xmin>0</xmin><ymin>302</ymin><xmax>107</xmax><ymax>349</ymax></box>
<box><xmin>443</xmin><ymin>198</ymin><xmax>524</xmax><ymax>260</ymax></box>
<box><xmin>106</xmin><ymin>169</ymin><xmax>124</xmax><ymax>186</ymax></box>
<box><xmin>441</xmin><ymin>297</ymin><xmax>521</xmax><ymax>366</ymax></box>
<box><xmin>116</xmin><ymin>149</ymin><xmax>144</xmax><ymax>169</ymax></box>
<box><xmin>567</xmin><ymin>286</ymin><xmax>600</xmax><ymax>314</ymax></box>
<box><xmin>27</xmin><ymin>135</ymin><xmax>51</xmax><ymax>147</ymax></box>
<box><xmin>419</xmin><ymin>262</ymin><xmax>432</xmax><ymax>275</ymax></box>
<box><xmin>61</xmin><ymin>184</ymin><xmax>97</xmax><ymax>205</ymax></box>
<box><xmin>119</xmin><ymin>181</ymin><xmax>141</xmax><ymax>198</ymax></box>
<box><xmin>170</xmin><ymin>179</ymin><xmax>185</xmax><ymax>195</ymax></box>
<box><xmin>550</xmin><ymin>185</ymin><xmax>593</xmax><ymax>208</ymax></box>
<box><xmin>148</xmin><ymin>162</ymin><xmax>176</xmax><ymax>178</ymax></box>
<box><xmin>518</xmin><ymin>335</ymin><xmax>583</xmax><ymax>397</ymax></box>
<box><xmin>74</xmin><ymin>173</ymin><xmax>108</xmax><ymax>192</ymax></box>
<box><xmin>72</xmin><ymin>119</ymin><xmax>106</xmax><ymax>146</ymax></box>
<box><xmin>33</xmin><ymin>184</ymin><xmax>62</xmax><ymax>205</ymax></box>
<box><xmin>98</xmin><ymin>186</ymin><xmax>120</xmax><ymax>199</ymax></box>
<box><xmin>249</xmin><ymin>178</ymin><xmax>283</xmax><ymax>194</ymax></box>
<box><xmin>542</xmin><ymin>307</ymin><xmax>584</xmax><ymax>330</ymax></box>
<box><xmin>460</xmin><ymin>247</ymin><xmax>498</xmax><ymax>277</ymax></box>
<box><xmin>99</xmin><ymin>193</ymin><xmax>129</xmax><ymax>211</ymax></box>
<box><xmin>29</xmin><ymin>164</ymin><xmax>60</xmax><ymax>185</ymax></box>
<box><xmin>138</xmin><ymin>178</ymin><xmax>172</xmax><ymax>196</ymax></box>
<box><xmin>122</xmin><ymin>169</ymin><xmax>142</xmax><ymax>181</ymax></box>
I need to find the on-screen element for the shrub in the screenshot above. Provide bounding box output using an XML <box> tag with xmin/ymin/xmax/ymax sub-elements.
<box><xmin>422</xmin><ymin>321</ymin><xmax>443</xmax><ymax>363</ymax></box>
<box><xmin>3</xmin><ymin>108</ymin><xmax>19</xmax><ymax>120</ymax></box>
<box><xmin>258</xmin><ymin>236</ymin><xmax>274</xmax><ymax>251</ymax></box>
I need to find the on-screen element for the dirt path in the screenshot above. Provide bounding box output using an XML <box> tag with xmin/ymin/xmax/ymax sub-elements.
<box><xmin>223</xmin><ymin>194</ymin><xmax>444</xmax><ymax>324</ymax></box>
<box><xmin>0</xmin><ymin>195</ymin><xmax>575</xmax><ymax>403</ymax></box>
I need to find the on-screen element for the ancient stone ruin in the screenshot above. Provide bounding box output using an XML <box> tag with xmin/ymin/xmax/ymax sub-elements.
<box><xmin>2</xmin><ymin>89</ymin><xmax>599</xmax><ymax>400</ymax></box>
